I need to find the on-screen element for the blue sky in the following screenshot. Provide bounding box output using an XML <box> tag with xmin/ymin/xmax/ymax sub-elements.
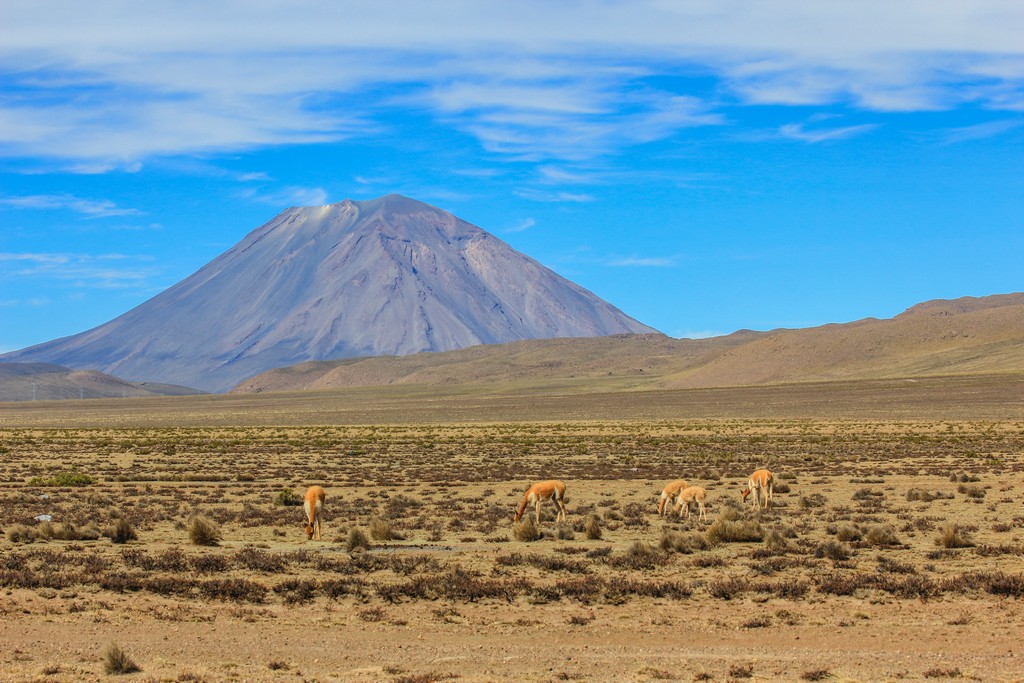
<box><xmin>2</xmin><ymin>1</ymin><xmax>1023</xmax><ymax>353</ymax></box>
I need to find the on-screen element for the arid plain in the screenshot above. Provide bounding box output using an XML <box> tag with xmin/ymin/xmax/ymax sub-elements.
<box><xmin>2</xmin><ymin>373</ymin><xmax>1023</xmax><ymax>682</ymax></box>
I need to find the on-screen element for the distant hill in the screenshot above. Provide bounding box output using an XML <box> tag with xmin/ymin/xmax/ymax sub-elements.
<box><xmin>1</xmin><ymin>194</ymin><xmax>656</xmax><ymax>392</ymax></box>
<box><xmin>232</xmin><ymin>294</ymin><xmax>1024</xmax><ymax>393</ymax></box>
<box><xmin>0</xmin><ymin>362</ymin><xmax>204</xmax><ymax>402</ymax></box>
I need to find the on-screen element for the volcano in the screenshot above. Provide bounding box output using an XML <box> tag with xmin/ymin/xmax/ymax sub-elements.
<box><xmin>2</xmin><ymin>194</ymin><xmax>657</xmax><ymax>392</ymax></box>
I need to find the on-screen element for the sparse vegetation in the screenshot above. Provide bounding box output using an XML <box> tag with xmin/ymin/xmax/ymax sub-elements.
<box><xmin>102</xmin><ymin>642</ymin><xmax>141</xmax><ymax>675</ymax></box>
<box><xmin>0</xmin><ymin>415</ymin><xmax>1021</xmax><ymax>679</ymax></box>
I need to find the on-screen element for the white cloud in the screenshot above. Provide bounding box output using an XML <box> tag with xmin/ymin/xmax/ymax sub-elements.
<box><xmin>514</xmin><ymin>189</ymin><xmax>596</xmax><ymax>203</ymax></box>
<box><xmin>941</xmin><ymin>119</ymin><xmax>1024</xmax><ymax>143</ymax></box>
<box><xmin>778</xmin><ymin>122</ymin><xmax>879</xmax><ymax>143</ymax></box>
<box><xmin>607</xmin><ymin>256</ymin><xmax>678</xmax><ymax>267</ymax></box>
<box><xmin>0</xmin><ymin>251</ymin><xmax>157</xmax><ymax>289</ymax></box>
<box><xmin>505</xmin><ymin>217</ymin><xmax>535</xmax><ymax>233</ymax></box>
<box><xmin>0</xmin><ymin>1</ymin><xmax>1022</xmax><ymax>165</ymax></box>
<box><xmin>0</xmin><ymin>194</ymin><xmax>141</xmax><ymax>217</ymax></box>
<box><xmin>239</xmin><ymin>186</ymin><xmax>330</xmax><ymax>207</ymax></box>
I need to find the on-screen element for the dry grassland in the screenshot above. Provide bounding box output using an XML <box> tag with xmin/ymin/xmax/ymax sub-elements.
<box><xmin>2</xmin><ymin>416</ymin><xmax>1024</xmax><ymax>682</ymax></box>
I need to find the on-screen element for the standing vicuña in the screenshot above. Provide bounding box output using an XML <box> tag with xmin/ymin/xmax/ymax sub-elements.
<box><xmin>304</xmin><ymin>485</ymin><xmax>326</xmax><ymax>540</ymax></box>
<box><xmin>674</xmin><ymin>485</ymin><xmax>708</xmax><ymax>522</ymax></box>
<box><xmin>741</xmin><ymin>469</ymin><xmax>773</xmax><ymax>509</ymax></box>
<box><xmin>514</xmin><ymin>480</ymin><xmax>567</xmax><ymax>526</ymax></box>
<box><xmin>657</xmin><ymin>479</ymin><xmax>688</xmax><ymax>517</ymax></box>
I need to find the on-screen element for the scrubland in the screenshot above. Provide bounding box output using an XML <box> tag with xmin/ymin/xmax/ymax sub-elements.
<box><xmin>1</xmin><ymin>417</ymin><xmax>1023</xmax><ymax>681</ymax></box>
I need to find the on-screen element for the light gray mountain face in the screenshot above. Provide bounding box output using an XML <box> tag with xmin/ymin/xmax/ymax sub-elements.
<box><xmin>2</xmin><ymin>195</ymin><xmax>658</xmax><ymax>392</ymax></box>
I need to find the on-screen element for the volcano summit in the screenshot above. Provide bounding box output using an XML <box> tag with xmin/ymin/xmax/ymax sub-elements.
<box><xmin>3</xmin><ymin>194</ymin><xmax>657</xmax><ymax>392</ymax></box>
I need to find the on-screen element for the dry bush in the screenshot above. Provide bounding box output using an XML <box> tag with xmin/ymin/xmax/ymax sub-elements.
<box><xmin>936</xmin><ymin>524</ymin><xmax>976</xmax><ymax>549</ymax></box>
<box><xmin>273</xmin><ymin>489</ymin><xmax>302</xmax><ymax>506</ymax></box>
<box><xmin>512</xmin><ymin>519</ymin><xmax>540</xmax><ymax>542</ymax></box>
<box><xmin>707</xmin><ymin>576</ymin><xmax>750</xmax><ymax>599</ymax></box>
<box><xmin>706</xmin><ymin>517</ymin><xmax>763</xmax><ymax>544</ymax></box>
<box><xmin>7</xmin><ymin>524</ymin><xmax>36</xmax><ymax>543</ymax></box>
<box><xmin>863</xmin><ymin>525</ymin><xmax>900</xmax><ymax>547</ymax></box>
<box><xmin>835</xmin><ymin>525</ymin><xmax>862</xmax><ymax>542</ymax></box>
<box><xmin>346</xmin><ymin>528</ymin><xmax>371</xmax><ymax>552</ymax></box>
<box><xmin>800</xmin><ymin>669</ymin><xmax>832</xmax><ymax>681</ymax></box>
<box><xmin>814</xmin><ymin>540</ymin><xmax>851</xmax><ymax>561</ymax></box>
<box><xmin>102</xmin><ymin>642</ymin><xmax>141</xmax><ymax>675</ymax></box>
<box><xmin>661</xmin><ymin>529</ymin><xmax>712</xmax><ymax>554</ymax></box>
<box><xmin>187</xmin><ymin>515</ymin><xmax>221</xmax><ymax>546</ymax></box>
<box><xmin>610</xmin><ymin>541</ymin><xmax>669</xmax><ymax>570</ymax></box>
<box><xmin>583</xmin><ymin>514</ymin><xmax>602</xmax><ymax>540</ymax></box>
<box><xmin>906</xmin><ymin>488</ymin><xmax>953</xmax><ymax>502</ymax></box>
<box><xmin>369</xmin><ymin>517</ymin><xmax>404</xmax><ymax>541</ymax></box>
<box><xmin>957</xmin><ymin>484</ymin><xmax>986</xmax><ymax>499</ymax></box>
<box><xmin>106</xmin><ymin>518</ymin><xmax>137</xmax><ymax>544</ymax></box>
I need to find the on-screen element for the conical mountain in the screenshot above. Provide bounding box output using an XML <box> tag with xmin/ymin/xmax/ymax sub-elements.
<box><xmin>3</xmin><ymin>194</ymin><xmax>657</xmax><ymax>392</ymax></box>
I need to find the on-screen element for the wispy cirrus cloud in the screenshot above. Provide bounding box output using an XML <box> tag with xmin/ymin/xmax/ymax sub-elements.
<box><xmin>504</xmin><ymin>217</ymin><xmax>535</xmax><ymax>233</ymax></box>
<box><xmin>607</xmin><ymin>255</ymin><xmax>678</xmax><ymax>267</ymax></box>
<box><xmin>238</xmin><ymin>186</ymin><xmax>330</xmax><ymax>207</ymax></box>
<box><xmin>0</xmin><ymin>251</ymin><xmax>157</xmax><ymax>289</ymax></box>
<box><xmin>941</xmin><ymin>118</ymin><xmax>1024</xmax><ymax>143</ymax></box>
<box><xmin>0</xmin><ymin>193</ymin><xmax>141</xmax><ymax>217</ymax></box>
<box><xmin>778</xmin><ymin>121</ymin><xmax>879</xmax><ymax>143</ymax></box>
<box><xmin>2</xmin><ymin>2</ymin><xmax>1020</xmax><ymax>168</ymax></box>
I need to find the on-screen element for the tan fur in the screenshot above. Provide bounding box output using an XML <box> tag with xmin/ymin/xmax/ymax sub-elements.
<box><xmin>674</xmin><ymin>485</ymin><xmax>708</xmax><ymax>522</ymax></box>
<box><xmin>513</xmin><ymin>480</ymin><xmax>567</xmax><ymax>525</ymax></box>
<box><xmin>740</xmin><ymin>469</ymin><xmax>773</xmax><ymax>509</ymax></box>
<box><xmin>304</xmin><ymin>485</ymin><xmax>326</xmax><ymax>540</ymax></box>
<box><xmin>657</xmin><ymin>479</ymin><xmax>689</xmax><ymax>516</ymax></box>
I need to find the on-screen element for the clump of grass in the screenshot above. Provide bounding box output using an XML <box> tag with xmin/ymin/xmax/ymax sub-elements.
<box><xmin>106</xmin><ymin>518</ymin><xmax>137</xmax><ymax>544</ymax></box>
<box><xmin>957</xmin><ymin>484</ymin><xmax>986</xmax><ymax>499</ymax></box>
<box><xmin>611</xmin><ymin>541</ymin><xmax>669</xmax><ymax>570</ymax></box>
<box><xmin>706</xmin><ymin>517</ymin><xmax>763</xmax><ymax>544</ymax></box>
<box><xmin>800</xmin><ymin>669</ymin><xmax>832</xmax><ymax>681</ymax></box>
<box><xmin>936</xmin><ymin>524</ymin><xmax>975</xmax><ymax>549</ymax></box>
<box><xmin>729</xmin><ymin>663</ymin><xmax>754</xmax><ymax>679</ymax></box>
<box><xmin>512</xmin><ymin>519</ymin><xmax>540</xmax><ymax>542</ymax></box>
<box><xmin>273</xmin><ymin>489</ymin><xmax>302</xmax><ymax>506</ymax></box>
<box><xmin>661</xmin><ymin>529</ymin><xmax>712</xmax><ymax>554</ymax></box>
<box><xmin>369</xmin><ymin>517</ymin><xmax>404</xmax><ymax>541</ymax></box>
<box><xmin>815</xmin><ymin>540</ymin><xmax>851</xmax><ymax>561</ymax></box>
<box><xmin>7</xmin><ymin>524</ymin><xmax>36</xmax><ymax>543</ymax></box>
<box><xmin>864</xmin><ymin>525</ymin><xmax>900</xmax><ymax>547</ymax></box>
<box><xmin>187</xmin><ymin>515</ymin><xmax>222</xmax><ymax>546</ymax></box>
<box><xmin>835</xmin><ymin>525</ymin><xmax>863</xmax><ymax>542</ymax></box>
<box><xmin>346</xmin><ymin>528</ymin><xmax>371</xmax><ymax>552</ymax></box>
<box><xmin>102</xmin><ymin>642</ymin><xmax>141</xmax><ymax>675</ymax></box>
<box><xmin>28</xmin><ymin>469</ymin><xmax>95</xmax><ymax>487</ymax></box>
<box><xmin>583</xmin><ymin>514</ymin><xmax>602</xmax><ymax>540</ymax></box>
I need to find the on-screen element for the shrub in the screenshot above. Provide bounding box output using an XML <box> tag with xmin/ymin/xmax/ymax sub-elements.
<box><xmin>102</xmin><ymin>642</ymin><xmax>141</xmax><ymax>675</ymax></box>
<box><xmin>610</xmin><ymin>542</ymin><xmax>668</xmax><ymax>570</ymax></box>
<box><xmin>706</xmin><ymin>518</ymin><xmax>763</xmax><ymax>544</ymax></box>
<box><xmin>660</xmin><ymin>530</ymin><xmax>712</xmax><ymax>554</ymax></box>
<box><xmin>864</xmin><ymin>525</ymin><xmax>900</xmax><ymax>547</ymax></box>
<box><xmin>835</xmin><ymin>525</ymin><xmax>862</xmax><ymax>542</ymax></box>
<box><xmin>7</xmin><ymin>524</ymin><xmax>36</xmax><ymax>543</ymax></box>
<box><xmin>936</xmin><ymin>524</ymin><xmax>975</xmax><ymax>549</ymax></box>
<box><xmin>274</xmin><ymin>489</ymin><xmax>302</xmax><ymax>506</ymax></box>
<box><xmin>369</xmin><ymin>517</ymin><xmax>404</xmax><ymax>541</ymax></box>
<box><xmin>815</xmin><ymin>540</ymin><xmax>851</xmax><ymax>561</ymax></box>
<box><xmin>28</xmin><ymin>470</ymin><xmax>95</xmax><ymax>487</ymax></box>
<box><xmin>512</xmin><ymin>519</ymin><xmax>540</xmax><ymax>542</ymax></box>
<box><xmin>346</xmin><ymin>528</ymin><xmax>371</xmax><ymax>552</ymax></box>
<box><xmin>107</xmin><ymin>519</ymin><xmax>137</xmax><ymax>544</ymax></box>
<box><xmin>187</xmin><ymin>515</ymin><xmax>222</xmax><ymax>546</ymax></box>
<box><xmin>583</xmin><ymin>514</ymin><xmax>602</xmax><ymax>540</ymax></box>
<box><xmin>707</xmin><ymin>576</ymin><xmax>749</xmax><ymax>599</ymax></box>
<box><xmin>957</xmin><ymin>484</ymin><xmax>986</xmax><ymax>499</ymax></box>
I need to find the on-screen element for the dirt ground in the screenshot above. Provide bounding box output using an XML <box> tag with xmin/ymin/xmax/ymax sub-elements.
<box><xmin>2</xmin><ymin>419</ymin><xmax>1023</xmax><ymax>682</ymax></box>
